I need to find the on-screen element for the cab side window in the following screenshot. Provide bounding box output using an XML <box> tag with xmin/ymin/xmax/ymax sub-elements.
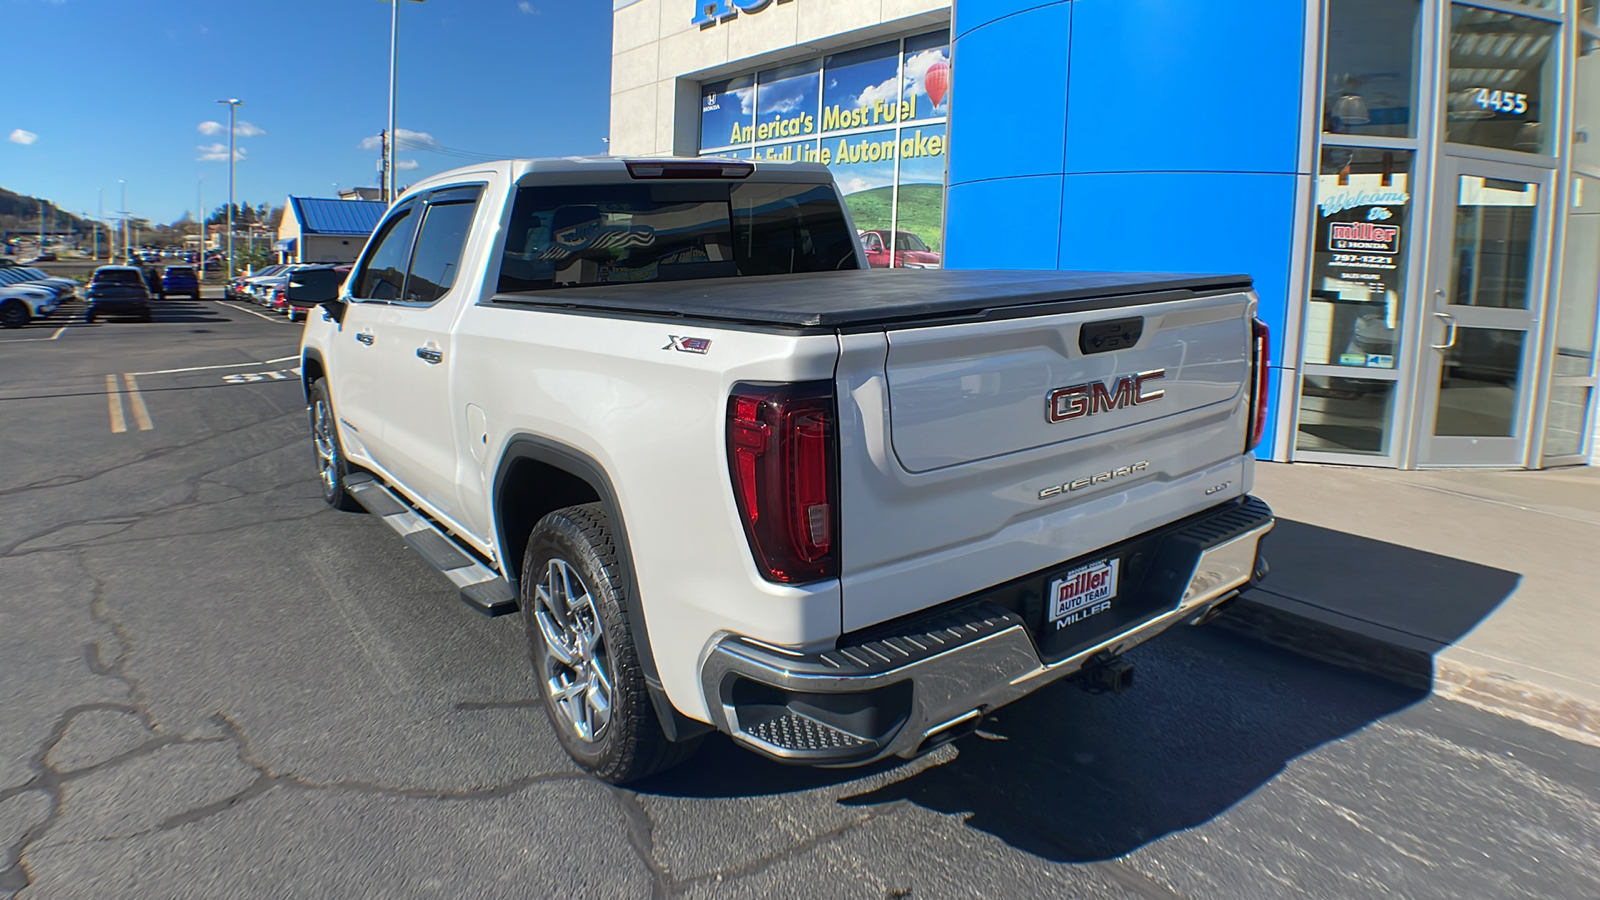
<box><xmin>403</xmin><ymin>192</ymin><xmax>480</xmax><ymax>304</ymax></box>
<box><xmin>352</xmin><ymin>204</ymin><xmax>418</xmax><ymax>301</ymax></box>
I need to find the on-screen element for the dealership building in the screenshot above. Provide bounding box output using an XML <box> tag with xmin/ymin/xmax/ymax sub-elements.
<box><xmin>611</xmin><ymin>0</ymin><xmax>1600</xmax><ymax>469</ymax></box>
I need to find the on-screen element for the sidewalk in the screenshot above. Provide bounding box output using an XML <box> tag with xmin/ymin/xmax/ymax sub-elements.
<box><xmin>1221</xmin><ymin>461</ymin><xmax>1600</xmax><ymax>747</ymax></box>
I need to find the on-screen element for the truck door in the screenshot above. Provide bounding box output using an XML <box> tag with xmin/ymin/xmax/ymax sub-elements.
<box><xmin>363</xmin><ymin>185</ymin><xmax>487</xmax><ymax>533</ymax></box>
<box><xmin>331</xmin><ymin>200</ymin><xmax>419</xmax><ymax>464</ymax></box>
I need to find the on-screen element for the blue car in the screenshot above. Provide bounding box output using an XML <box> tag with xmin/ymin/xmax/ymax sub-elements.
<box><xmin>160</xmin><ymin>266</ymin><xmax>200</xmax><ymax>300</ymax></box>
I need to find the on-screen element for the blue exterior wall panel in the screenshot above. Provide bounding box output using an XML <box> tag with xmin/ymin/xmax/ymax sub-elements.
<box><xmin>946</xmin><ymin>0</ymin><xmax>1309</xmax><ymax>458</ymax></box>
<box><xmin>1063</xmin><ymin>0</ymin><xmax>1304</xmax><ymax>175</ymax></box>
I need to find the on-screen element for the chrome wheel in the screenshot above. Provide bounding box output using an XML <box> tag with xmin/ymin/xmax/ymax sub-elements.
<box><xmin>533</xmin><ymin>558</ymin><xmax>613</xmax><ymax>743</ymax></box>
<box><xmin>311</xmin><ymin>397</ymin><xmax>339</xmax><ymax>496</ymax></box>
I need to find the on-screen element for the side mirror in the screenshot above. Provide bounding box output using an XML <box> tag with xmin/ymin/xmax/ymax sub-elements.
<box><xmin>286</xmin><ymin>273</ymin><xmax>340</xmax><ymax>308</ymax></box>
<box><xmin>318</xmin><ymin>299</ymin><xmax>347</xmax><ymax>324</ymax></box>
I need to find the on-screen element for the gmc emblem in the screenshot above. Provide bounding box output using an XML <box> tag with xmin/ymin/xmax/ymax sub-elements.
<box><xmin>1046</xmin><ymin>369</ymin><xmax>1166</xmax><ymax>423</ymax></box>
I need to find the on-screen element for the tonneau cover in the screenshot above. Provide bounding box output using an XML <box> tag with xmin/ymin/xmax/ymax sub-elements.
<box><xmin>490</xmin><ymin>268</ymin><xmax>1253</xmax><ymax>330</ymax></box>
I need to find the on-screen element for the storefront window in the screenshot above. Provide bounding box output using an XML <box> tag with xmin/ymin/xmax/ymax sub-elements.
<box><xmin>702</xmin><ymin>32</ymin><xmax>951</xmax><ymax>268</ymax></box>
<box><xmin>1542</xmin><ymin>385</ymin><xmax>1591</xmax><ymax>457</ymax></box>
<box><xmin>1305</xmin><ymin>148</ymin><xmax>1414</xmax><ymax>371</ymax></box>
<box><xmin>1553</xmin><ymin>174</ymin><xmax>1600</xmax><ymax>376</ymax></box>
<box><xmin>756</xmin><ymin>60</ymin><xmax>820</xmax><ymax>144</ymax></box>
<box><xmin>1296</xmin><ymin>377</ymin><xmax>1397</xmax><ymax>455</ymax></box>
<box><xmin>701</xmin><ymin>75</ymin><xmax>755</xmax><ymax>152</ymax></box>
<box><xmin>902</xmin><ymin>31</ymin><xmax>950</xmax><ymax>123</ymax></box>
<box><xmin>1445</xmin><ymin>6</ymin><xmax>1559</xmax><ymax>155</ymax></box>
<box><xmin>1324</xmin><ymin>0</ymin><xmax>1421</xmax><ymax>137</ymax></box>
<box><xmin>1577</xmin><ymin>34</ymin><xmax>1600</xmax><ymax>173</ymax></box>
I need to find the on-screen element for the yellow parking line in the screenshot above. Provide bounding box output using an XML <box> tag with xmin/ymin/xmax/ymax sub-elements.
<box><xmin>105</xmin><ymin>374</ymin><xmax>126</xmax><ymax>433</ymax></box>
<box><xmin>122</xmin><ymin>373</ymin><xmax>153</xmax><ymax>431</ymax></box>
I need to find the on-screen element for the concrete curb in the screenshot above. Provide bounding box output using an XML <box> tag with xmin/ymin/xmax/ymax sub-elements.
<box><xmin>1219</xmin><ymin>589</ymin><xmax>1600</xmax><ymax>748</ymax></box>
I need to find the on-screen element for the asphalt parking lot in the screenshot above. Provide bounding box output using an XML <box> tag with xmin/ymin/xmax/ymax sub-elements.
<box><xmin>2</xmin><ymin>294</ymin><xmax>1597</xmax><ymax>898</ymax></box>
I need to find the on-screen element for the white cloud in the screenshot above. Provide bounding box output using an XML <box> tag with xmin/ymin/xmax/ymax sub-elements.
<box><xmin>841</xmin><ymin>177</ymin><xmax>877</xmax><ymax>194</ymax></box>
<box><xmin>517</xmin><ymin>1</ymin><xmax>540</xmax><ymax>13</ymax></box>
<box><xmin>362</xmin><ymin>128</ymin><xmax>441</xmax><ymax>151</ymax></box>
<box><xmin>395</xmin><ymin>159</ymin><xmax>420</xmax><ymax>171</ymax></box>
<box><xmin>851</xmin><ymin>75</ymin><xmax>899</xmax><ymax>114</ymax></box>
<box><xmin>199</xmin><ymin>120</ymin><xmax>264</xmax><ymax>136</ymax></box>
<box><xmin>8</xmin><ymin>129</ymin><xmax>38</xmax><ymax>145</ymax></box>
<box><xmin>196</xmin><ymin>143</ymin><xmax>246</xmax><ymax>162</ymax></box>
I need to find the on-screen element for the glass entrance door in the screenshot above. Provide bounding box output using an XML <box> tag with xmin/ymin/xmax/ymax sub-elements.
<box><xmin>1418</xmin><ymin>158</ymin><xmax>1551</xmax><ymax>466</ymax></box>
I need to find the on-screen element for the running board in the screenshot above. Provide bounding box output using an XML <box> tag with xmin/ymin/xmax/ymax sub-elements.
<box><xmin>344</xmin><ymin>473</ymin><xmax>518</xmax><ymax>616</ymax></box>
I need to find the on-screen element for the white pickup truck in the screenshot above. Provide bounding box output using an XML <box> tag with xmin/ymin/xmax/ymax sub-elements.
<box><xmin>291</xmin><ymin>157</ymin><xmax>1274</xmax><ymax>784</ymax></box>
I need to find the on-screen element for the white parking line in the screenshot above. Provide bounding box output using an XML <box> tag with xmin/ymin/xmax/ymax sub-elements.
<box><xmin>122</xmin><ymin>373</ymin><xmax>154</xmax><ymax>431</ymax></box>
<box><xmin>220</xmin><ymin>301</ymin><xmax>284</xmax><ymax>323</ymax></box>
<box><xmin>105</xmin><ymin>375</ymin><xmax>126</xmax><ymax>433</ymax></box>
<box><xmin>264</xmin><ymin>355</ymin><xmax>300</xmax><ymax>364</ymax></box>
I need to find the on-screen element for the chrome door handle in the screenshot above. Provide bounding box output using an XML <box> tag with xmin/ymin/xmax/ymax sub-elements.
<box><xmin>1430</xmin><ymin>311</ymin><xmax>1457</xmax><ymax>350</ymax></box>
<box><xmin>415</xmin><ymin>347</ymin><xmax>443</xmax><ymax>364</ymax></box>
<box><xmin>355</xmin><ymin>332</ymin><xmax>375</xmax><ymax>346</ymax></box>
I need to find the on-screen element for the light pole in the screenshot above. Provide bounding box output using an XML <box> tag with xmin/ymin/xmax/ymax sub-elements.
<box><xmin>385</xmin><ymin>0</ymin><xmax>425</xmax><ymax>203</ymax></box>
<box><xmin>118</xmin><ymin>179</ymin><xmax>128</xmax><ymax>263</ymax></box>
<box><xmin>98</xmin><ymin>189</ymin><xmax>104</xmax><ymax>261</ymax></box>
<box><xmin>217</xmin><ymin>98</ymin><xmax>242</xmax><ymax>278</ymax></box>
<box><xmin>197</xmin><ymin>177</ymin><xmax>206</xmax><ymax>279</ymax></box>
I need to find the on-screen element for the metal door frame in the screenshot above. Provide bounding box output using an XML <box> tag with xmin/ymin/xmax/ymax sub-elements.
<box><xmin>1414</xmin><ymin>154</ymin><xmax>1556</xmax><ymax>466</ymax></box>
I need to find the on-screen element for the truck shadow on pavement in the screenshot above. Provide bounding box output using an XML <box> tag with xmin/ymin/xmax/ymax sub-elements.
<box><xmin>638</xmin><ymin>521</ymin><xmax>1521</xmax><ymax>864</ymax></box>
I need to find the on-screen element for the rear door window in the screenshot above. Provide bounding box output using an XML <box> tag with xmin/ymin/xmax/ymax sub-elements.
<box><xmin>352</xmin><ymin>204</ymin><xmax>418</xmax><ymax>301</ymax></box>
<box><xmin>402</xmin><ymin>191</ymin><xmax>480</xmax><ymax>304</ymax></box>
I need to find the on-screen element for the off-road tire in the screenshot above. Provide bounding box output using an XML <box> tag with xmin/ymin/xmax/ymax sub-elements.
<box><xmin>308</xmin><ymin>378</ymin><xmax>363</xmax><ymax>512</ymax></box>
<box><xmin>521</xmin><ymin>503</ymin><xmax>700</xmax><ymax>784</ymax></box>
<box><xmin>0</xmin><ymin>299</ymin><xmax>29</xmax><ymax>329</ymax></box>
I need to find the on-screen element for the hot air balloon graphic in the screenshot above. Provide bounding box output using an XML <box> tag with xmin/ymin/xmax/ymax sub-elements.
<box><xmin>924</xmin><ymin>59</ymin><xmax>950</xmax><ymax>109</ymax></box>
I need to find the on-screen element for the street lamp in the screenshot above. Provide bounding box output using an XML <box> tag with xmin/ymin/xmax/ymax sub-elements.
<box><xmin>118</xmin><ymin>179</ymin><xmax>128</xmax><ymax>263</ymax></box>
<box><xmin>384</xmin><ymin>0</ymin><xmax>425</xmax><ymax>203</ymax></box>
<box><xmin>217</xmin><ymin>98</ymin><xmax>242</xmax><ymax>277</ymax></box>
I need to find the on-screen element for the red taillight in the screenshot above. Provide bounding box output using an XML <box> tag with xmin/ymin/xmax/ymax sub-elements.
<box><xmin>727</xmin><ymin>382</ymin><xmax>838</xmax><ymax>584</ymax></box>
<box><xmin>1246</xmin><ymin>317</ymin><xmax>1270</xmax><ymax>452</ymax></box>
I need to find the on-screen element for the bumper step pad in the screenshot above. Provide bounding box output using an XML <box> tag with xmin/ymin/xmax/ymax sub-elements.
<box><xmin>344</xmin><ymin>474</ymin><xmax>518</xmax><ymax>616</ymax></box>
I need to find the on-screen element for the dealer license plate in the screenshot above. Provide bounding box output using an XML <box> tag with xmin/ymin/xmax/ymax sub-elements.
<box><xmin>1047</xmin><ymin>558</ymin><xmax>1120</xmax><ymax>632</ymax></box>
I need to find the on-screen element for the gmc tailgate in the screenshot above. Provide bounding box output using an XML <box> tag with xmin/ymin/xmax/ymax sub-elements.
<box><xmin>835</xmin><ymin>278</ymin><xmax>1262</xmax><ymax>635</ymax></box>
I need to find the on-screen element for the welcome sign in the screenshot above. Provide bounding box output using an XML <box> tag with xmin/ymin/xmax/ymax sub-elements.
<box><xmin>693</xmin><ymin>0</ymin><xmax>792</xmax><ymax>27</ymax></box>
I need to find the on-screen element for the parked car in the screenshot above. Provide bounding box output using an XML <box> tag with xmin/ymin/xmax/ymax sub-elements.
<box><xmin>858</xmin><ymin>229</ymin><xmax>942</xmax><ymax>269</ymax></box>
<box><xmin>25</xmin><ymin>252</ymin><xmax>57</xmax><ymax>263</ymax></box>
<box><xmin>0</xmin><ymin>283</ymin><xmax>58</xmax><ymax>328</ymax></box>
<box><xmin>0</xmin><ymin>267</ymin><xmax>75</xmax><ymax>303</ymax></box>
<box><xmin>160</xmin><ymin>266</ymin><xmax>201</xmax><ymax>300</ymax></box>
<box><xmin>291</xmin><ymin>157</ymin><xmax>1275</xmax><ymax>784</ymax></box>
<box><xmin>85</xmin><ymin>266</ymin><xmax>153</xmax><ymax>323</ymax></box>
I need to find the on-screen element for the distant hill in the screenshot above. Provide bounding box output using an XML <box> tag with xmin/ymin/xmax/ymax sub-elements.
<box><xmin>0</xmin><ymin>186</ymin><xmax>89</xmax><ymax>235</ymax></box>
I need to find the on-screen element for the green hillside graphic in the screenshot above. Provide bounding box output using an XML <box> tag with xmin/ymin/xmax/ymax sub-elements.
<box><xmin>842</xmin><ymin>182</ymin><xmax>945</xmax><ymax>252</ymax></box>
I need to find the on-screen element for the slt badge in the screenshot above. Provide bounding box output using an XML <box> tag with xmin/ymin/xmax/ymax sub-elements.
<box><xmin>664</xmin><ymin>335</ymin><xmax>712</xmax><ymax>354</ymax></box>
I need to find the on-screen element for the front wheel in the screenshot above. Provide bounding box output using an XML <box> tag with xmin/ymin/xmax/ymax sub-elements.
<box><xmin>522</xmin><ymin>504</ymin><xmax>699</xmax><ymax>784</ymax></box>
<box><xmin>308</xmin><ymin>378</ymin><xmax>362</xmax><ymax>511</ymax></box>
<box><xmin>0</xmin><ymin>299</ymin><xmax>29</xmax><ymax>329</ymax></box>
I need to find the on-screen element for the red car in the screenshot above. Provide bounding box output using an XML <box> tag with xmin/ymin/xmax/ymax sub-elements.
<box><xmin>859</xmin><ymin>229</ymin><xmax>942</xmax><ymax>269</ymax></box>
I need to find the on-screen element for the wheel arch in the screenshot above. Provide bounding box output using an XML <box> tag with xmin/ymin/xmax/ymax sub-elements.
<box><xmin>300</xmin><ymin>348</ymin><xmax>326</xmax><ymax>404</ymax></box>
<box><xmin>492</xmin><ymin>436</ymin><xmax>662</xmax><ymax>687</ymax></box>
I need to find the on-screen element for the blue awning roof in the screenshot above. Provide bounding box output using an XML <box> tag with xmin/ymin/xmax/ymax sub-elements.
<box><xmin>274</xmin><ymin>238</ymin><xmax>297</xmax><ymax>252</ymax></box>
<box><xmin>289</xmin><ymin>197</ymin><xmax>387</xmax><ymax>235</ymax></box>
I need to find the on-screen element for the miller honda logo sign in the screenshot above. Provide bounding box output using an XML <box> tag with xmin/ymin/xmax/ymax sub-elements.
<box><xmin>1328</xmin><ymin>222</ymin><xmax>1400</xmax><ymax>254</ymax></box>
<box><xmin>694</xmin><ymin>0</ymin><xmax>792</xmax><ymax>27</ymax></box>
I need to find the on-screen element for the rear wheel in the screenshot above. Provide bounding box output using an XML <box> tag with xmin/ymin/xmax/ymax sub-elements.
<box><xmin>308</xmin><ymin>378</ymin><xmax>363</xmax><ymax>512</ymax></box>
<box><xmin>522</xmin><ymin>504</ymin><xmax>699</xmax><ymax>784</ymax></box>
<box><xmin>0</xmin><ymin>300</ymin><xmax>29</xmax><ymax>329</ymax></box>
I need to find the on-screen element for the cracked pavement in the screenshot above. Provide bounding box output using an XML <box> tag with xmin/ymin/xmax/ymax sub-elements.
<box><xmin>2</xmin><ymin>303</ymin><xmax>1597</xmax><ymax>898</ymax></box>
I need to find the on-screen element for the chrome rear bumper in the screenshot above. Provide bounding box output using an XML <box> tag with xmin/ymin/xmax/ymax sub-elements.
<box><xmin>700</xmin><ymin>496</ymin><xmax>1274</xmax><ymax>765</ymax></box>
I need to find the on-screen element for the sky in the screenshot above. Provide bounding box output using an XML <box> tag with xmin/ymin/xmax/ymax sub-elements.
<box><xmin>0</xmin><ymin>0</ymin><xmax>613</xmax><ymax>226</ymax></box>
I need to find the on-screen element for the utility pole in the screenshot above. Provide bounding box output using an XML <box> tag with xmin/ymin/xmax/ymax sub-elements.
<box><xmin>380</xmin><ymin>129</ymin><xmax>390</xmax><ymax>202</ymax></box>
<box><xmin>38</xmin><ymin>200</ymin><xmax>45</xmax><ymax>253</ymax></box>
<box><xmin>98</xmin><ymin>189</ymin><xmax>104</xmax><ymax>261</ymax></box>
<box><xmin>385</xmin><ymin>0</ymin><xmax>425</xmax><ymax>203</ymax></box>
